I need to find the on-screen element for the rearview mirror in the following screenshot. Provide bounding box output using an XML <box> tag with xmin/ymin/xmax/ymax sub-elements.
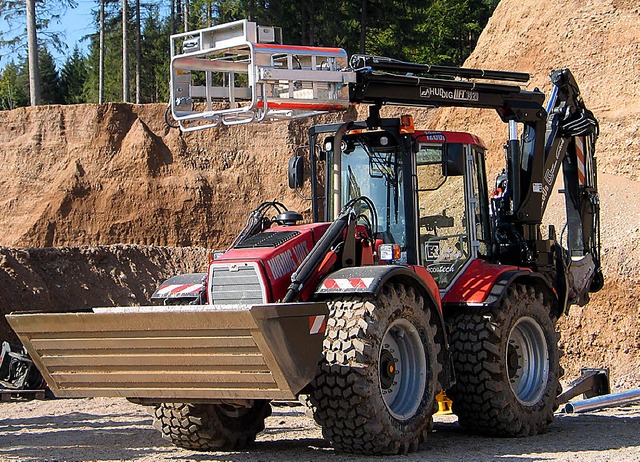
<box><xmin>288</xmin><ymin>155</ymin><xmax>304</xmax><ymax>189</ymax></box>
<box><xmin>443</xmin><ymin>144</ymin><xmax>465</xmax><ymax>176</ymax></box>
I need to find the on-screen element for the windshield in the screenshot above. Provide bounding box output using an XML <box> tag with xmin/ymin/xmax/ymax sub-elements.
<box><xmin>331</xmin><ymin>136</ymin><xmax>407</xmax><ymax>254</ymax></box>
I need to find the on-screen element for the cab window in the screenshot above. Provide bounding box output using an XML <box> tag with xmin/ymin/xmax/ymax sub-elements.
<box><xmin>339</xmin><ymin>136</ymin><xmax>407</xmax><ymax>256</ymax></box>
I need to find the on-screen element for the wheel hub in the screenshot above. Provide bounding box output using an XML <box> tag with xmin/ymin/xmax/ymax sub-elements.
<box><xmin>380</xmin><ymin>349</ymin><xmax>397</xmax><ymax>389</ymax></box>
<box><xmin>379</xmin><ymin>319</ymin><xmax>427</xmax><ymax>421</ymax></box>
<box><xmin>507</xmin><ymin>316</ymin><xmax>550</xmax><ymax>405</ymax></box>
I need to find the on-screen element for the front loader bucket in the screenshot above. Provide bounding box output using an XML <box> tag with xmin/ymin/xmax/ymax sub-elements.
<box><xmin>6</xmin><ymin>303</ymin><xmax>328</xmax><ymax>401</ymax></box>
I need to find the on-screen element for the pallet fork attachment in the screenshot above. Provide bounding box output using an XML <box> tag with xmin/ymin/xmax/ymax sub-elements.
<box><xmin>170</xmin><ymin>19</ymin><xmax>354</xmax><ymax>131</ymax></box>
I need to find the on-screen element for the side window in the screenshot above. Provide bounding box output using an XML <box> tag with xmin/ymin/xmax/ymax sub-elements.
<box><xmin>470</xmin><ymin>149</ymin><xmax>490</xmax><ymax>257</ymax></box>
<box><xmin>417</xmin><ymin>143</ymin><xmax>471</xmax><ymax>288</ymax></box>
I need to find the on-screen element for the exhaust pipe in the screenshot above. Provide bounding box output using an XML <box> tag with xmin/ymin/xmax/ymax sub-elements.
<box><xmin>564</xmin><ymin>388</ymin><xmax>640</xmax><ymax>414</ymax></box>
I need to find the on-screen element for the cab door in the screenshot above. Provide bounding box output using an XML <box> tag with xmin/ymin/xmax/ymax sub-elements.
<box><xmin>416</xmin><ymin>141</ymin><xmax>482</xmax><ymax>289</ymax></box>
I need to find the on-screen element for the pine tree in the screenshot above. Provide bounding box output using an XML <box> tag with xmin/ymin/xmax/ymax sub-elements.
<box><xmin>60</xmin><ymin>47</ymin><xmax>88</xmax><ymax>103</ymax></box>
<box><xmin>0</xmin><ymin>61</ymin><xmax>29</xmax><ymax>109</ymax></box>
<box><xmin>0</xmin><ymin>0</ymin><xmax>501</xmax><ymax>105</ymax></box>
<box><xmin>38</xmin><ymin>46</ymin><xmax>62</xmax><ymax>104</ymax></box>
<box><xmin>140</xmin><ymin>6</ymin><xmax>170</xmax><ymax>103</ymax></box>
<box><xmin>1</xmin><ymin>0</ymin><xmax>78</xmax><ymax>105</ymax></box>
<box><xmin>83</xmin><ymin>0</ymin><xmax>126</xmax><ymax>103</ymax></box>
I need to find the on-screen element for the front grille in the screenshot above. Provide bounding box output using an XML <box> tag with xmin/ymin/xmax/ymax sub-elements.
<box><xmin>235</xmin><ymin>231</ymin><xmax>300</xmax><ymax>249</ymax></box>
<box><xmin>209</xmin><ymin>263</ymin><xmax>265</xmax><ymax>306</ymax></box>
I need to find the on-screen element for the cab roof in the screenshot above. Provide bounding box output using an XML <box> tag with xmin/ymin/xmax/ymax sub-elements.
<box><xmin>414</xmin><ymin>130</ymin><xmax>487</xmax><ymax>150</ymax></box>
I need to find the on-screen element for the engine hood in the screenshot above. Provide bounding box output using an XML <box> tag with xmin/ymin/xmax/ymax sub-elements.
<box><xmin>210</xmin><ymin>222</ymin><xmax>331</xmax><ymax>303</ymax></box>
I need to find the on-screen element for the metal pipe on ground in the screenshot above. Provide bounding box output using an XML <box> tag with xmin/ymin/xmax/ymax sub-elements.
<box><xmin>565</xmin><ymin>388</ymin><xmax>640</xmax><ymax>414</ymax></box>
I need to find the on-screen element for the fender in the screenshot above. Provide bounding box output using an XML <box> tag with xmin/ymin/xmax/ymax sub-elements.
<box><xmin>316</xmin><ymin>265</ymin><xmax>440</xmax><ymax>310</ymax></box>
<box><xmin>150</xmin><ymin>273</ymin><xmax>207</xmax><ymax>304</ymax></box>
<box><xmin>442</xmin><ymin>260</ymin><xmax>558</xmax><ymax>315</ymax></box>
<box><xmin>316</xmin><ymin>265</ymin><xmax>454</xmax><ymax>389</ymax></box>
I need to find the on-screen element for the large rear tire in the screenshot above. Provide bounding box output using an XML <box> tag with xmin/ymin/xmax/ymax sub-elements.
<box><xmin>152</xmin><ymin>400</ymin><xmax>271</xmax><ymax>450</ymax></box>
<box><xmin>310</xmin><ymin>283</ymin><xmax>442</xmax><ymax>454</ymax></box>
<box><xmin>447</xmin><ymin>283</ymin><xmax>561</xmax><ymax>436</ymax></box>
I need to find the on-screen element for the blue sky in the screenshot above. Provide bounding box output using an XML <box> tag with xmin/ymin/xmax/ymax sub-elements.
<box><xmin>1</xmin><ymin>0</ymin><xmax>98</xmax><ymax>67</ymax></box>
<box><xmin>1</xmin><ymin>1</ymin><xmax>176</xmax><ymax>69</ymax></box>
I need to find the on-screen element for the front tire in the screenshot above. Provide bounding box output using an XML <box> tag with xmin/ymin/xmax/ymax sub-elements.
<box><xmin>152</xmin><ymin>401</ymin><xmax>271</xmax><ymax>450</ymax></box>
<box><xmin>310</xmin><ymin>283</ymin><xmax>442</xmax><ymax>454</ymax></box>
<box><xmin>447</xmin><ymin>283</ymin><xmax>561</xmax><ymax>436</ymax></box>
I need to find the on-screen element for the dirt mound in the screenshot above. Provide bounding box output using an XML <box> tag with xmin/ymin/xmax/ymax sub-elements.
<box><xmin>0</xmin><ymin>245</ymin><xmax>209</xmax><ymax>343</ymax></box>
<box><xmin>0</xmin><ymin>103</ymin><xmax>352</xmax><ymax>248</ymax></box>
<box><xmin>427</xmin><ymin>0</ymin><xmax>640</xmax><ymax>388</ymax></box>
<box><xmin>429</xmin><ymin>0</ymin><xmax>640</xmax><ymax>175</ymax></box>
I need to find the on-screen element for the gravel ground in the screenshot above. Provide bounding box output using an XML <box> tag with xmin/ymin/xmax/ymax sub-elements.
<box><xmin>1</xmin><ymin>397</ymin><xmax>639</xmax><ymax>462</ymax></box>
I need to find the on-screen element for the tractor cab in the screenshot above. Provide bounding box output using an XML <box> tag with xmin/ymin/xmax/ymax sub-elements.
<box><xmin>296</xmin><ymin>116</ymin><xmax>491</xmax><ymax>292</ymax></box>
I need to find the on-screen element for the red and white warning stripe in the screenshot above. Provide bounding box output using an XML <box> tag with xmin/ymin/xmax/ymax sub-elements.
<box><xmin>156</xmin><ymin>283</ymin><xmax>203</xmax><ymax>296</ymax></box>
<box><xmin>576</xmin><ymin>136</ymin><xmax>586</xmax><ymax>186</ymax></box>
<box><xmin>309</xmin><ymin>315</ymin><xmax>327</xmax><ymax>334</ymax></box>
<box><xmin>321</xmin><ymin>277</ymin><xmax>374</xmax><ymax>290</ymax></box>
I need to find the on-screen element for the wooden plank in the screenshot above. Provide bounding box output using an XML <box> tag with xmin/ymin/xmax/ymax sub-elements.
<box><xmin>0</xmin><ymin>389</ymin><xmax>46</xmax><ymax>401</ymax></box>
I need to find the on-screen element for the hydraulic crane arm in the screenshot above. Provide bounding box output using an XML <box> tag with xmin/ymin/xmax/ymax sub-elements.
<box><xmin>346</xmin><ymin>57</ymin><xmax>601</xmax><ymax>299</ymax></box>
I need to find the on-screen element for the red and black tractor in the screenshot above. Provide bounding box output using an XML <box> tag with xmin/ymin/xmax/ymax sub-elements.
<box><xmin>7</xmin><ymin>20</ymin><xmax>603</xmax><ymax>455</ymax></box>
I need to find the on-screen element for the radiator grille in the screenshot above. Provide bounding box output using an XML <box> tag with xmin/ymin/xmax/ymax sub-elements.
<box><xmin>209</xmin><ymin>263</ymin><xmax>266</xmax><ymax>306</ymax></box>
<box><xmin>235</xmin><ymin>231</ymin><xmax>300</xmax><ymax>248</ymax></box>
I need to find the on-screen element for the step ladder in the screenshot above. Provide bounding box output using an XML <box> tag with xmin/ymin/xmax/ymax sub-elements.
<box><xmin>170</xmin><ymin>20</ymin><xmax>355</xmax><ymax>132</ymax></box>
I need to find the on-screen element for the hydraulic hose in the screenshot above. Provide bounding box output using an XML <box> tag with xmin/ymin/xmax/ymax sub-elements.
<box><xmin>282</xmin><ymin>209</ymin><xmax>355</xmax><ymax>303</ymax></box>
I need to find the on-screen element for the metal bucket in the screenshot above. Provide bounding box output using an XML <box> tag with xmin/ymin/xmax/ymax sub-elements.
<box><xmin>6</xmin><ymin>302</ymin><xmax>328</xmax><ymax>401</ymax></box>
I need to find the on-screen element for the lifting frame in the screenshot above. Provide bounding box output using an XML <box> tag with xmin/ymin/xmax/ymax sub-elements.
<box><xmin>170</xmin><ymin>20</ymin><xmax>355</xmax><ymax>131</ymax></box>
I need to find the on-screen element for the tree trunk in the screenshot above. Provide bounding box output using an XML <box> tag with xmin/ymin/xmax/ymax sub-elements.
<box><xmin>183</xmin><ymin>0</ymin><xmax>188</xmax><ymax>32</ymax></box>
<box><xmin>170</xmin><ymin>0</ymin><xmax>175</xmax><ymax>35</ymax></box>
<box><xmin>135</xmin><ymin>0</ymin><xmax>141</xmax><ymax>103</ymax></box>
<box><xmin>308</xmin><ymin>3</ymin><xmax>315</xmax><ymax>45</ymax></box>
<box><xmin>26</xmin><ymin>0</ymin><xmax>41</xmax><ymax>106</ymax></box>
<box><xmin>122</xmin><ymin>0</ymin><xmax>130</xmax><ymax>102</ymax></box>
<box><xmin>99</xmin><ymin>0</ymin><xmax>105</xmax><ymax>104</ymax></box>
<box><xmin>359</xmin><ymin>0</ymin><xmax>367</xmax><ymax>54</ymax></box>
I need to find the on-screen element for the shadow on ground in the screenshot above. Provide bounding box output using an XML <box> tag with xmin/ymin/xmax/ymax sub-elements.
<box><xmin>1</xmin><ymin>404</ymin><xmax>639</xmax><ymax>461</ymax></box>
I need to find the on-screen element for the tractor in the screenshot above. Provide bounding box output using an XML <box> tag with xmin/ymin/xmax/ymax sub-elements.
<box><xmin>7</xmin><ymin>20</ymin><xmax>603</xmax><ymax>455</ymax></box>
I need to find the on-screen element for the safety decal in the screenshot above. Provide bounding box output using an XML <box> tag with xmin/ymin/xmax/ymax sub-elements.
<box><xmin>321</xmin><ymin>277</ymin><xmax>374</xmax><ymax>290</ymax></box>
<box><xmin>156</xmin><ymin>284</ymin><xmax>203</xmax><ymax>296</ymax></box>
<box><xmin>576</xmin><ymin>136</ymin><xmax>586</xmax><ymax>186</ymax></box>
<box><xmin>309</xmin><ymin>315</ymin><xmax>327</xmax><ymax>334</ymax></box>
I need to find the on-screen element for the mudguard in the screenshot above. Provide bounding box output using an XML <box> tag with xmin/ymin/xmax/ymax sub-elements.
<box><xmin>316</xmin><ymin>265</ymin><xmax>455</xmax><ymax>389</ymax></box>
<box><xmin>442</xmin><ymin>259</ymin><xmax>557</xmax><ymax>312</ymax></box>
<box><xmin>316</xmin><ymin>265</ymin><xmax>441</xmax><ymax>311</ymax></box>
<box><xmin>150</xmin><ymin>273</ymin><xmax>207</xmax><ymax>304</ymax></box>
